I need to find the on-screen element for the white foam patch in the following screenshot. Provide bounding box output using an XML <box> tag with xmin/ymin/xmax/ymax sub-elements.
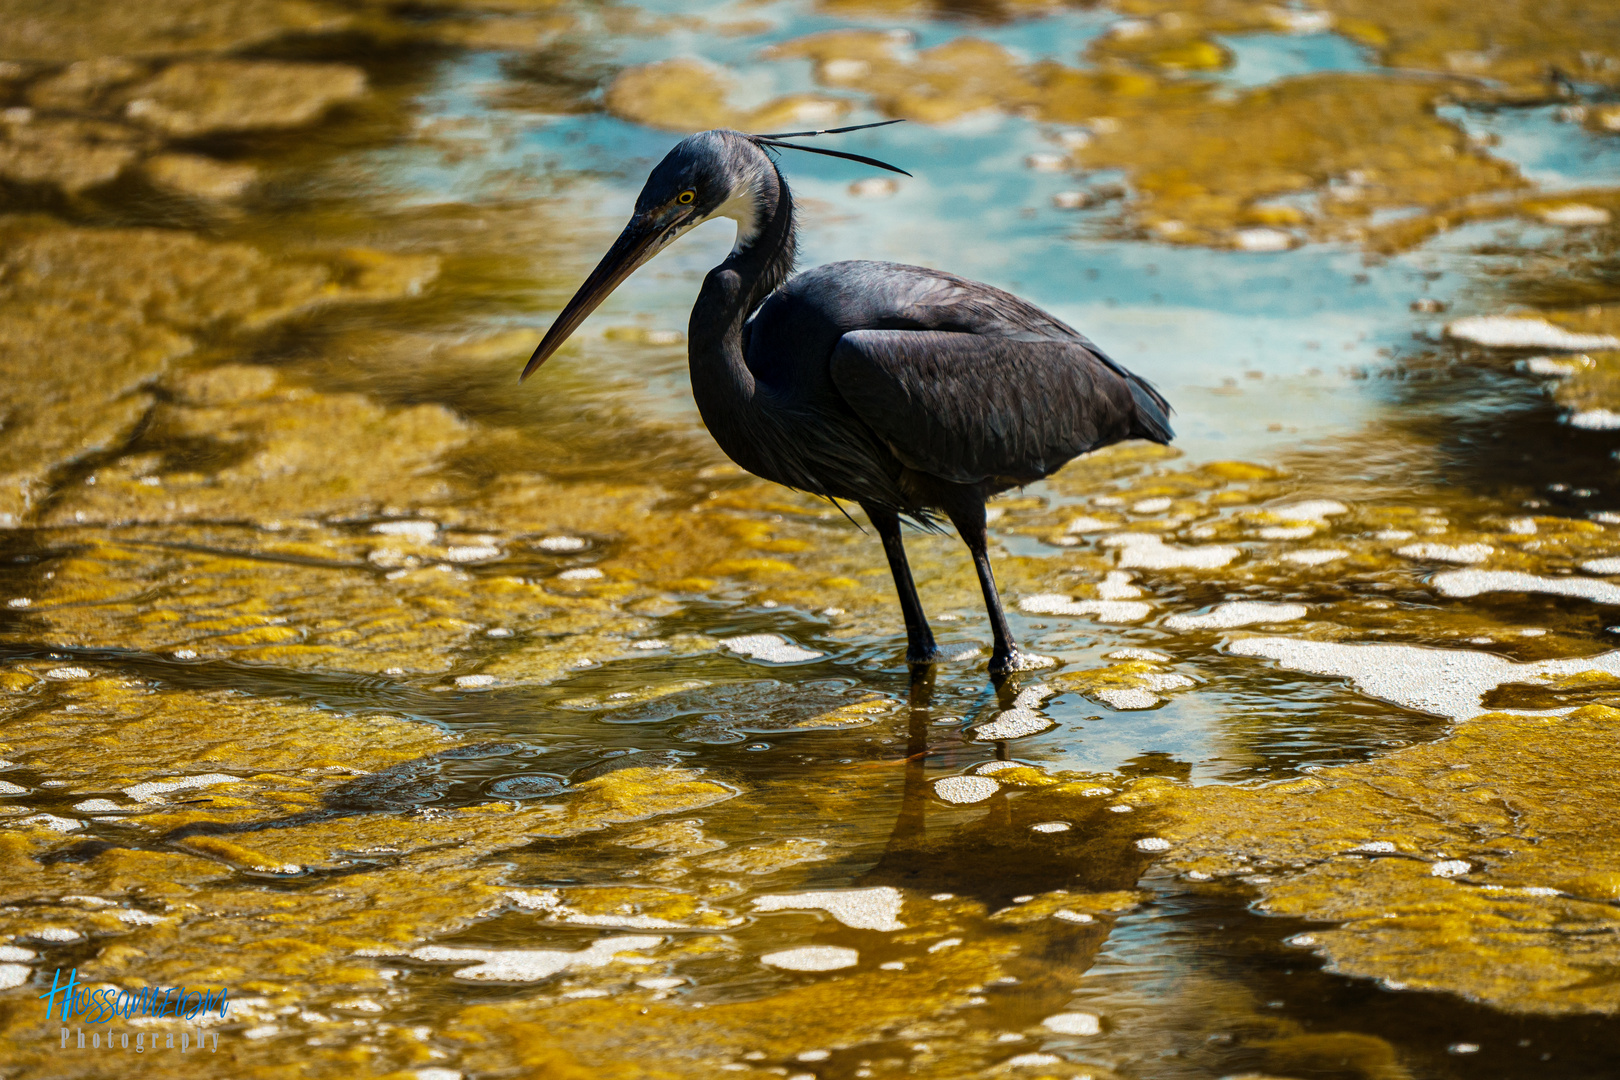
<box><xmin>0</xmin><ymin>963</ymin><xmax>29</xmax><ymax>990</ymax></box>
<box><xmin>1103</xmin><ymin>533</ymin><xmax>1240</xmax><ymax>569</ymax></box>
<box><xmin>1446</xmin><ymin>315</ymin><xmax>1620</xmax><ymax>351</ymax></box>
<box><xmin>538</xmin><ymin>536</ymin><xmax>587</xmax><ymax>552</ymax></box>
<box><xmin>1065</xmin><ymin>516</ymin><xmax>1115</xmax><ymax>533</ymax></box>
<box><xmin>45</xmin><ymin>667</ymin><xmax>90</xmax><ymax>680</ymax></box>
<box><xmin>753</xmin><ymin>887</ymin><xmax>905</xmax><ymax>931</ymax></box>
<box><xmin>1431</xmin><ymin>860</ymin><xmax>1472</xmax><ymax>878</ymax></box>
<box><xmin>1131</xmin><ymin>497</ymin><xmax>1172</xmax><ymax>513</ymax></box>
<box><xmin>1433</xmin><ymin>569</ymin><xmax>1620</xmax><ymax>605</ymax></box>
<box><xmin>1398</xmin><ymin>543</ymin><xmax>1493</xmax><ymax>564</ymax></box>
<box><xmin>372</xmin><ymin>520</ymin><xmax>437</xmax><ymax>540</ymax></box>
<box><xmin>1165</xmin><ymin>601</ymin><xmax>1307</xmax><ymax>630</ymax></box>
<box><xmin>934</xmin><ymin>775</ymin><xmax>1000</xmax><ymax>804</ymax></box>
<box><xmin>970</xmin><ymin>709</ymin><xmax>1054</xmax><ymax>741</ymax></box>
<box><xmin>1012</xmin><ymin>684</ymin><xmax>1057</xmax><ymax>709</ymax></box>
<box><xmin>1229</xmin><ymin>636</ymin><xmax>1620</xmax><ymax>720</ymax></box>
<box><xmin>1042</xmin><ymin>1012</ymin><xmax>1101</xmax><ymax>1036</ymax></box>
<box><xmin>1095</xmin><ymin>687</ymin><xmax>1160</xmax><ymax>710</ymax></box>
<box><xmin>1096</xmin><ymin>571</ymin><xmax>1142</xmax><ymax>599</ymax></box>
<box><xmin>121</xmin><ymin>773</ymin><xmax>242</xmax><ymax>802</ymax></box>
<box><xmin>1134</xmin><ymin>837</ymin><xmax>1172</xmax><ymax>852</ymax></box>
<box><xmin>635</xmin><ymin>976</ymin><xmax>685</xmax><ymax>990</ymax></box>
<box><xmin>17</xmin><ymin>813</ymin><xmax>81</xmax><ymax>832</ymax></box>
<box><xmin>1018</xmin><ymin>594</ymin><xmax>1152</xmax><ymax>622</ymax></box>
<box><xmin>71</xmin><ymin>799</ymin><xmax>124</xmax><ymax>813</ymax></box>
<box><xmin>1349</xmin><ymin>840</ymin><xmax>1397</xmax><ymax>853</ymax></box>
<box><xmin>1581</xmin><ymin>557</ymin><xmax>1620</xmax><ymax>574</ymax></box>
<box><xmin>31</xmin><ymin>927</ymin><xmax>82</xmax><ymax>942</ymax></box>
<box><xmin>723</xmin><ymin>634</ymin><xmax>823</xmax><ymax>663</ymax></box>
<box><xmin>1006</xmin><ymin>1053</ymin><xmax>1064</xmax><ymax>1068</ymax></box>
<box><xmin>557</xmin><ymin>567</ymin><xmax>605</xmax><ymax>581</ymax></box>
<box><xmin>1031</xmin><ymin>821</ymin><xmax>1071</xmax><ymax>833</ymax></box>
<box><xmin>1271</xmin><ymin>500</ymin><xmax>1349</xmax><ymax>520</ymax></box>
<box><xmin>1540</xmin><ymin>204</ymin><xmax>1611</xmax><ymax>226</ymax></box>
<box><xmin>112</xmin><ymin>909</ymin><xmax>165</xmax><ymax>926</ymax></box>
<box><xmin>411</xmin><ymin>935</ymin><xmax>662</xmax><ymax>982</ymax></box>
<box><xmin>1259</xmin><ymin>525</ymin><xmax>1316</xmax><ymax>540</ymax></box>
<box><xmin>1052</xmin><ymin>909</ymin><xmax>1093</xmax><ymax>922</ymax></box>
<box><xmin>454</xmin><ymin>674</ymin><xmax>495</xmax><ymax>689</ymax></box>
<box><xmin>443</xmin><ymin>545</ymin><xmax>501</xmax><ymax>563</ymax></box>
<box><xmin>0</xmin><ymin>780</ymin><xmax>26</xmax><ymax>796</ymax></box>
<box><xmin>1106</xmin><ymin>648</ymin><xmax>1171</xmax><ymax>661</ymax></box>
<box><xmin>1524</xmin><ymin>355</ymin><xmax>1586</xmax><ymax>376</ymax></box>
<box><xmin>0</xmin><ymin>945</ymin><xmax>34</xmax><ymax>961</ymax></box>
<box><xmin>1568</xmin><ymin>409</ymin><xmax>1620</xmax><ymax>430</ymax></box>
<box><xmin>759</xmin><ymin>945</ymin><xmax>858</xmax><ymax>971</ymax></box>
<box><xmin>1234</xmin><ymin>227</ymin><xmax>1293</xmax><ymax>252</ymax></box>
<box><xmin>1283</xmin><ymin>549</ymin><xmax>1348</xmax><ymax>566</ymax></box>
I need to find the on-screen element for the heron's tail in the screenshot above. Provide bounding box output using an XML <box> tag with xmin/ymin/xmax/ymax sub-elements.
<box><xmin>1125</xmin><ymin>373</ymin><xmax>1175</xmax><ymax>444</ymax></box>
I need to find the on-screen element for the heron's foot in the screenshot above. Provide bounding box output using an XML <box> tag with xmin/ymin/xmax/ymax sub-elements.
<box><xmin>906</xmin><ymin>641</ymin><xmax>940</xmax><ymax>665</ymax></box>
<box><xmin>989</xmin><ymin>646</ymin><xmax>1055</xmax><ymax>676</ymax></box>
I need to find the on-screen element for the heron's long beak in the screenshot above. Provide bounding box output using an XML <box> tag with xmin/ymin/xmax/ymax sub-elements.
<box><xmin>521</xmin><ymin>211</ymin><xmax>687</xmax><ymax>381</ymax></box>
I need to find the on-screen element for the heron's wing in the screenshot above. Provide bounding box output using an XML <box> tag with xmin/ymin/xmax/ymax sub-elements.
<box><xmin>828</xmin><ymin>329</ymin><xmax>1172</xmax><ymax>486</ymax></box>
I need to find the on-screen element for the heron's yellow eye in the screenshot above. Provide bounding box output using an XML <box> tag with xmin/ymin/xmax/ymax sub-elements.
<box><xmin>677</xmin><ymin>190</ymin><xmax>695</xmax><ymax>204</ymax></box>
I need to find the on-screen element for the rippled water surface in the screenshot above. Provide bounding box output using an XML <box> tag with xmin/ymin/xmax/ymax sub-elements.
<box><xmin>3</xmin><ymin>1</ymin><xmax>1620</xmax><ymax>1077</ymax></box>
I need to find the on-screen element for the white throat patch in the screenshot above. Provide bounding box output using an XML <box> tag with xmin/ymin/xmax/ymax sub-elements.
<box><xmin>711</xmin><ymin>182</ymin><xmax>762</xmax><ymax>254</ymax></box>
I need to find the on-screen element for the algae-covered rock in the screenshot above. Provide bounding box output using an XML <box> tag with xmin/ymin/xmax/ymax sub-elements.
<box><xmin>123</xmin><ymin>59</ymin><xmax>367</xmax><ymax>137</ymax></box>
<box><xmin>604</xmin><ymin>58</ymin><xmax>849</xmax><ymax>133</ymax></box>
<box><xmin>24</xmin><ymin>57</ymin><xmax>148</xmax><ymax>111</ymax></box>
<box><xmin>142</xmin><ymin>152</ymin><xmax>259</xmax><ymax>201</ymax></box>
<box><xmin>0</xmin><ymin>114</ymin><xmax>144</xmax><ymax>193</ymax></box>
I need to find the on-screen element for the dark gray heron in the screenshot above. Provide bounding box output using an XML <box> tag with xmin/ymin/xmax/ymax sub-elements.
<box><xmin>524</xmin><ymin>124</ymin><xmax>1173</xmax><ymax>675</ymax></box>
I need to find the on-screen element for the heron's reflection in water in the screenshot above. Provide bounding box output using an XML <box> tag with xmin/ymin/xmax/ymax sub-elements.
<box><xmin>859</xmin><ymin>669</ymin><xmax>1170</xmax><ymax>910</ymax></box>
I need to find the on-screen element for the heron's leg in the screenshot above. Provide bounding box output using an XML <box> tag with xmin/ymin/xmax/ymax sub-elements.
<box><xmin>862</xmin><ymin>503</ymin><xmax>937</xmax><ymax>664</ymax></box>
<box><xmin>943</xmin><ymin>497</ymin><xmax>1025</xmax><ymax>676</ymax></box>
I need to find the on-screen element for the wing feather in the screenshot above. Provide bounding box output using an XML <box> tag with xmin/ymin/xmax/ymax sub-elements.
<box><xmin>828</xmin><ymin>329</ymin><xmax>1168</xmax><ymax>486</ymax></box>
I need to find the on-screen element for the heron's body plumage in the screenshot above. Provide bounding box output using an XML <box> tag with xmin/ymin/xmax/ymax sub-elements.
<box><xmin>526</xmin><ymin>128</ymin><xmax>1175</xmax><ymax>673</ymax></box>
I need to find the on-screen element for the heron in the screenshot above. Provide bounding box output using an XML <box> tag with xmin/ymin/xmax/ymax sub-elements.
<box><xmin>523</xmin><ymin>123</ymin><xmax>1173</xmax><ymax>675</ymax></box>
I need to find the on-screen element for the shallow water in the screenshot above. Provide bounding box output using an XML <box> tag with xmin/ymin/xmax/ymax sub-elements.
<box><xmin>3</xmin><ymin>1</ymin><xmax>1620</xmax><ymax>1077</ymax></box>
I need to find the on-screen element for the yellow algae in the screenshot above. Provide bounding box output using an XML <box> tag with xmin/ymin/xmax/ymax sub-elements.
<box><xmin>698</xmin><ymin>836</ymin><xmax>829</xmax><ymax>875</ymax></box>
<box><xmin>524</xmin><ymin>884</ymin><xmax>740</xmax><ymax>929</ymax></box>
<box><xmin>616</xmin><ymin>819</ymin><xmax>728</xmax><ymax>855</ymax></box>
<box><xmin>449</xmin><ymin>934</ymin><xmax>1023</xmax><ymax>1078</ymax></box>
<box><xmin>1076</xmin><ymin>73</ymin><xmax>1526</xmax><ymax>243</ymax></box>
<box><xmin>0</xmin><ymin>222</ymin><xmax>433</xmax><ymax>525</ymax></box>
<box><xmin>48</xmin><ymin>372</ymin><xmax>470</xmax><ymax>527</ymax></box>
<box><xmin>1318</xmin><ymin>0</ymin><xmax>1620</xmax><ymax>98</ymax></box>
<box><xmin>0</xmin><ymin>114</ymin><xmax>146</xmax><ymax>194</ymax></box>
<box><xmin>121</xmin><ymin>59</ymin><xmax>367</xmax><ymax>137</ymax></box>
<box><xmin>0</xmin><ymin>0</ymin><xmax>355</xmax><ymax>63</ymax></box>
<box><xmin>555</xmin><ymin>767</ymin><xmax>739</xmax><ymax>835</ymax></box>
<box><xmin>1161</xmin><ymin>705</ymin><xmax>1620</xmax><ymax>1014</ymax></box>
<box><xmin>0</xmin><ymin>675</ymin><xmax>448</xmax><ymax>800</ymax></box>
<box><xmin>986</xmin><ymin>888</ymin><xmax>1146</xmax><ymax>925</ymax></box>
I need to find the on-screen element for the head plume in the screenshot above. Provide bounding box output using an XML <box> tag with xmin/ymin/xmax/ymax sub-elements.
<box><xmin>747</xmin><ymin>119</ymin><xmax>911</xmax><ymax>176</ymax></box>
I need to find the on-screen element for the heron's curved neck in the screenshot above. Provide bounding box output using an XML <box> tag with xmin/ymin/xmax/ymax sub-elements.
<box><xmin>689</xmin><ymin>163</ymin><xmax>795</xmax><ymax>403</ymax></box>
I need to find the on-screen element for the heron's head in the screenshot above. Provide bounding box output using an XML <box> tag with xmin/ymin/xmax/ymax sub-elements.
<box><xmin>521</xmin><ymin>129</ymin><xmax>775</xmax><ymax>379</ymax></box>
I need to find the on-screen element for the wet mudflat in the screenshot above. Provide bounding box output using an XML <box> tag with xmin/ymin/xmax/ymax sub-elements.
<box><xmin>2</xmin><ymin>1</ymin><xmax>1620</xmax><ymax>1077</ymax></box>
